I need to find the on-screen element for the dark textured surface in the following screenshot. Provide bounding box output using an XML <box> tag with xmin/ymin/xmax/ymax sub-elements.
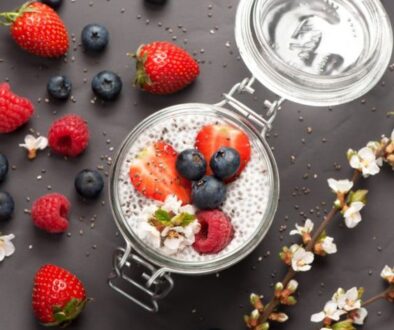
<box><xmin>0</xmin><ymin>0</ymin><xmax>394</xmax><ymax>329</ymax></box>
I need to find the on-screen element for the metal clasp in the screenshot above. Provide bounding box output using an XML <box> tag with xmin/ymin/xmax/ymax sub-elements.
<box><xmin>108</xmin><ymin>244</ymin><xmax>174</xmax><ymax>312</ymax></box>
<box><xmin>215</xmin><ymin>77</ymin><xmax>285</xmax><ymax>135</ymax></box>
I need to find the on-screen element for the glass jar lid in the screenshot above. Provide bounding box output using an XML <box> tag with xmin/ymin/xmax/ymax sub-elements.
<box><xmin>235</xmin><ymin>0</ymin><xmax>393</xmax><ymax>106</ymax></box>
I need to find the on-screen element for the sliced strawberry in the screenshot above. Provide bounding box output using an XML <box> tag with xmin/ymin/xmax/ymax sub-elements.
<box><xmin>129</xmin><ymin>141</ymin><xmax>191</xmax><ymax>204</ymax></box>
<box><xmin>195</xmin><ymin>124</ymin><xmax>251</xmax><ymax>178</ymax></box>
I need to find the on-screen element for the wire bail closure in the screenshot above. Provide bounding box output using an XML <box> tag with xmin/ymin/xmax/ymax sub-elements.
<box><xmin>215</xmin><ymin>77</ymin><xmax>285</xmax><ymax>135</ymax></box>
<box><xmin>108</xmin><ymin>244</ymin><xmax>174</xmax><ymax>312</ymax></box>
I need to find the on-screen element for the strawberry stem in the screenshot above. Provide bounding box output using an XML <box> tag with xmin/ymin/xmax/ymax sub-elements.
<box><xmin>0</xmin><ymin>2</ymin><xmax>36</xmax><ymax>27</ymax></box>
<box><xmin>129</xmin><ymin>46</ymin><xmax>152</xmax><ymax>89</ymax></box>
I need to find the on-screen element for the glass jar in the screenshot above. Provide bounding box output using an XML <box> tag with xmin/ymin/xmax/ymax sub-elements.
<box><xmin>108</xmin><ymin>0</ymin><xmax>393</xmax><ymax>312</ymax></box>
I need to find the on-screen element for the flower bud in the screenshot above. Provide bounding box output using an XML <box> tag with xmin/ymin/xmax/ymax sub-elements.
<box><xmin>285</xmin><ymin>296</ymin><xmax>297</xmax><ymax>306</ymax></box>
<box><xmin>275</xmin><ymin>282</ymin><xmax>284</xmax><ymax>291</ymax></box>
<box><xmin>269</xmin><ymin>312</ymin><xmax>289</xmax><ymax>323</ymax></box>
<box><xmin>287</xmin><ymin>279</ymin><xmax>299</xmax><ymax>293</ymax></box>
<box><xmin>251</xmin><ymin>309</ymin><xmax>261</xmax><ymax>321</ymax></box>
<box><xmin>256</xmin><ymin>322</ymin><xmax>270</xmax><ymax>330</ymax></box>
<box><xmin>250</xmin><ymin>293</ymin><xmax>264</xmax><ymax>311</ymax></box>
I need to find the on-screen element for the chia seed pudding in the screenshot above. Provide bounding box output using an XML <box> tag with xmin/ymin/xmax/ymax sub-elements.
<box><xmin>117</xmin><ymin>113</ymin><xmax>271</xmax><ymax>262</ymax></box>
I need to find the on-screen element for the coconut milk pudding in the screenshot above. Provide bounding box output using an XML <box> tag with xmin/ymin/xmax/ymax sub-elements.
<box><xmin>117</xmin><ymin>113</ymin><xmax>271</xmax><ymax>262</ymax></box>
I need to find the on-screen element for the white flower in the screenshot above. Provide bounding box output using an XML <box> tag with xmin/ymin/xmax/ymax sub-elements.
<box><xmin>311</xmin><ymin>301</ymin><xmax>345</xmax><ymax>323</ymax></box>
<box><xmin>291</xmin><ymin>245</ymin><xmax>314</xmax><ymax>272</ymax></box>
<box><xmin>327</xmin><ymin>179</ymin><xmax>353</xmax><ymax>194</ymax></box>
<box><xmin>161</xmin><ymin>195</ymin><xmax>183</xmax><ymax>214</ymax></box>
<box><xmin>333</xmin><ymin>287</ymin><xmax>361</xmax><ymax>312</ymax></box>
<box><xmin>137</xmin><ymin>222</ymin><xmax>161</xmax><ymax>249</ymax></box>
<box><xmin>179</xmin><ymin>204</ymin><xmax>196</xmax><ymax>214</ymax></box>
<box><xmin>352</xmin><ymin>307</ymin><xmax>368</xmax><ymax>325</ymax></box>
<box><xmin>348</xmin><ymin>147</ymin><xmax>381</xmax><ymax>177</ymax></box>
<box><xmin>160</xmin><ymin>195</ymin><xmax>196</xmax><ymax>215</ymax></box>
<box><xmin>19</xmin><ymin>135</ymin><xmax>48</xmax><ymax>159</ymax></box>
<box><xmin>290</xmin><ymin>219</ymin><xmax>314</xmax><ymax>237</ymax></box>
<box><xmin>380</xmin><ymin>265</ymin><xmax>394</xmax><ymax>283</ymax></box>
<box><xmin>391</xmin><ymin>129</ymin><xmax>394</xmax><ymax>142</ymax></box>
<box><xmin>0</xmin><ymin>234</ymin><xmax>15</xmax><ymax>262</ymax></box>
<box><xmin>343</xmin><ymin>201</ymin><xmax>365</xmax><ymax>228</ymax></box>
<box><xmin>321</xmin><ymin>236</ymin><xmax>337</xmax><ymax>254</ymax></box>
<box><xmin>160</xmin><ymin>220</ymin><xmax>201</xmax><ymax>256</ymax></box>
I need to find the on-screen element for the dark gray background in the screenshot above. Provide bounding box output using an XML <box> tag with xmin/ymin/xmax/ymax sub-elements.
<box><xmin>0</xmin><ymin>0</ymin><xmax>393</xmax><ymax>329</ymax></box>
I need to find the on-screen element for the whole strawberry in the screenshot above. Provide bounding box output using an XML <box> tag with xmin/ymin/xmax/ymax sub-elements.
<box><xmin>0</xmin><ymin>83</ymin><xmax>34</xmax><ymax>133</ymax></box>
<box><xmin>0</xmin><ymin>2</ymin><xmax>69</xmax><ymax>58</ymax></box>
<box><xmin>32</xmin><ymin>264</ymin><xmax>87</xmax><ymax>326</ymax></box>
<box><xmin>132</xmin><ymin>41</ymin><xmax>200</xmax><ymax>95</ymax></box>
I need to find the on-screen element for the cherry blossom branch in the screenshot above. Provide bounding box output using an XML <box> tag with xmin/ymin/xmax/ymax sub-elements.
<box><xmin>245</xmin><ymin>132</ymin><xmax>394</xmax><ymax>330</ymax></box>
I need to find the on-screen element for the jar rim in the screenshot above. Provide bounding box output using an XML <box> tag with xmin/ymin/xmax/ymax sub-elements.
<box><xmin>235</xmin><ymin>0</ymin><xmax>393</xmax><ymax>106</ymax></box>
<box><xmin>109</xmin><ymin>103</ymin><xmax>280</xmax><ymax>275</ymax></box>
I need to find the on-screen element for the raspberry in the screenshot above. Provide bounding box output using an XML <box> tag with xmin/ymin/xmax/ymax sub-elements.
<box><xmin>48</xmin><ymin>114</ymin><xmax>89</xmax><ymax>157</ymax></box>
<box><xmin>0</xmin><ymin>83</ymin><xmax>34</xmax><ymax>133</ymax></box>
<box><xmin>193</xmin><ymin>210</ymin><xmax>234</xmax><ymax>254</ymax></box>
<box><xmin>31</xmin><ymin>193</ymin><xmax>70</xmax><ymax>233</ymax></box>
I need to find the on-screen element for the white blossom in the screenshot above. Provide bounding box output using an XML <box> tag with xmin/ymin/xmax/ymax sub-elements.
<box><xmin>327</xmin><ymin>178</ymin><xmax>353</xmax><ymax>194</ymax></box>
<box><xmin>343</xmin><ymin>201</ymin><xmax>365</xmax><ymax>228</ymax></box>
<box><xmin>160</xmin><ymin>195</ymin><xmax>196</xmax><ymax>215</ymax></box>
<box><xmin>348</xmin><ymin>147</ymin><xmax>381</xmax><ymax>177</ymax></box>
<box><xmin>321</xmin><ymin>236</ymin><xmax>337</xmax><ymax>255</ymax></box>
<box><xmin>391</xmin><ymin>129</ymin><xmax>394</xmax><ymax>142</ymax></box>
<box><xmin>19</xmin><ymin>135</ymin><xmax>48</xmax><ymax>159</ymax></box>
<box><xmin>0</xmin><ymin>234</ymin><xmax>15</xmax><ymax>262</ymax></box>
<box><xmin>381</xmin><ymin>265</ymin><xmax>394</xmax><ymax>283</ymax></box>
<box><xmin>161</xmin><ymin>195</ymin><xmax>183</xmax><ymax>214</ymax></box>
<box><xmin>160</xmin><ymin>221</ymin><xmax>201</xmax><ymax>256</ymax></box>
<box><xmin>291</xmin><ymin>245</ymin><xmax>314</xmax><ymax>272</ymax></box>
<box><xmin>333</xmin><ymin>287</ymin><xmax>361</xmax><ymax>312</ymax></box>
<box><xmin>137</xmin><ymin>222</ymin><xmax>161</xmax><ymax>249</ymax></box>
<box><xmin>311</xmin><ymin>301</ymin><xmax>345</xmax><ymax>323</ymax></box>
<box><xmin>290</xmin><ymin>219</ymin><xmax>314</xmax><ymax>237</ymax></box>
<box><xmin>352</xmin><ymin>307</ymin><xmax>368</xmax><ymax>325</ymax></box>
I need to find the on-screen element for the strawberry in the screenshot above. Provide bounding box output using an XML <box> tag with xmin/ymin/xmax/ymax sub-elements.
<box><xmin>32</xmin><ymin>264</ymin><xmax>87</xmax><ymax>327</ymax></box>
<box><xmin>132</xmin><ymin>41</ymin><xmax>199</xmax><ymax>95</ymax></box>
<box><xmin>0</xmin><ymin>2</ymin><xmax>69</xmax><ymax>58</ymax></box>
<box><xmin>129</xmin><ymin>141</ymin><xmax>191</xmax><ymax>204</ymax></box>
<box><xmin>195</xmin><ymin>124</ymin><xmax>251</xmax><ymax>178</ymax></box>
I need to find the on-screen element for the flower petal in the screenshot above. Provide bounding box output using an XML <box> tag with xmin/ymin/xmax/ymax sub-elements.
<box><xmin>3</xmin><ymin>241</ymin><xmax>15</xmax><ymax>257</ymax></box>
<box><xmin>35</xmin><ymin>136</ymin><xmax>49</xmax><ymax>150</ymax></box>
<box><xmin>358</xmin><ymin>147</ymin><xmax>375</xmax><ymax>161</ymax></box>
<box><xmin>311</xmin><ymin>311</ymin><xmax>325</xmax><ymax>323</ymax></box>
<box><xmin>353</xmin><ymin>307</ymin><xmax>368</xmax><ymax>325</ymax></box>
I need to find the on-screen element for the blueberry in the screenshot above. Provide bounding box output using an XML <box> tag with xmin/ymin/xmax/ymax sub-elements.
<box><xmin>176</xmin><ymin>149</ymin><xmax>206</xmax><ymax>181</ymax></box>
<box><xmin>0</xmin><ymin>154</ymin><xmax>8</xmax><ymax>182</ymax></box>
<box><xmin>92</xmin><ymin>71</ymin><xmax>122</xmax><ymax>101</ymax></box>
<box><xmin>145</xmin><ymin>0</ymin><xmax>167</xmax><ymax>5</ymax></box>
<box><xmin>192</xmin><ymin>176</ymin><xmax>227</xmax><ymax>210</ymax></box>
<box><xmin>41</xmin><ymin>0</ymin><xmax>63</xmax><ymax>9</ymax></box>
<box><xmin>0</xmin><ymin>192</ymin><xmax>14</xmax><ymax>221</ymax></box>
<box><xmin>210</xmin><ymin>147</ymin><xmax>241</xmax><ymax>180</ymax></box>
<box><xmin>81</xmin><ymin>24</ymin><xmax>109</xmax><ymax>52</ymax></box>
<box><xmin>75</xmin><ymin>169</ymin><xmax>104</xmax><ymax>199</ymax></box>
<box><xmin>47</xmin><ymin>75</ymin><xmax>72</xmax><ymax>100</ymax></box>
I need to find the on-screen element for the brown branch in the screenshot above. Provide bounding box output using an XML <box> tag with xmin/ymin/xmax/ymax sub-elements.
<box><xmin>254</xmin><ymin>141</ymin><xmax>390</xmax><ymax>328</ymax></box>
<box><xmin>362</xmin><ymin>288</ymin><xmax>391</xmax><ymax>307</ymax></box>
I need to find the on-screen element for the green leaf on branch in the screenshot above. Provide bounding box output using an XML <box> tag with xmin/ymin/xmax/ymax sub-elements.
<box><xmin>332</xmin><ymin>320</ymin><xmax>356</xmax><ymax>330</ymax></box>
<box><xmin>347</xmin><ymin>190</ymin><xmax>368</xmax><ymax>205</ymax></box>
